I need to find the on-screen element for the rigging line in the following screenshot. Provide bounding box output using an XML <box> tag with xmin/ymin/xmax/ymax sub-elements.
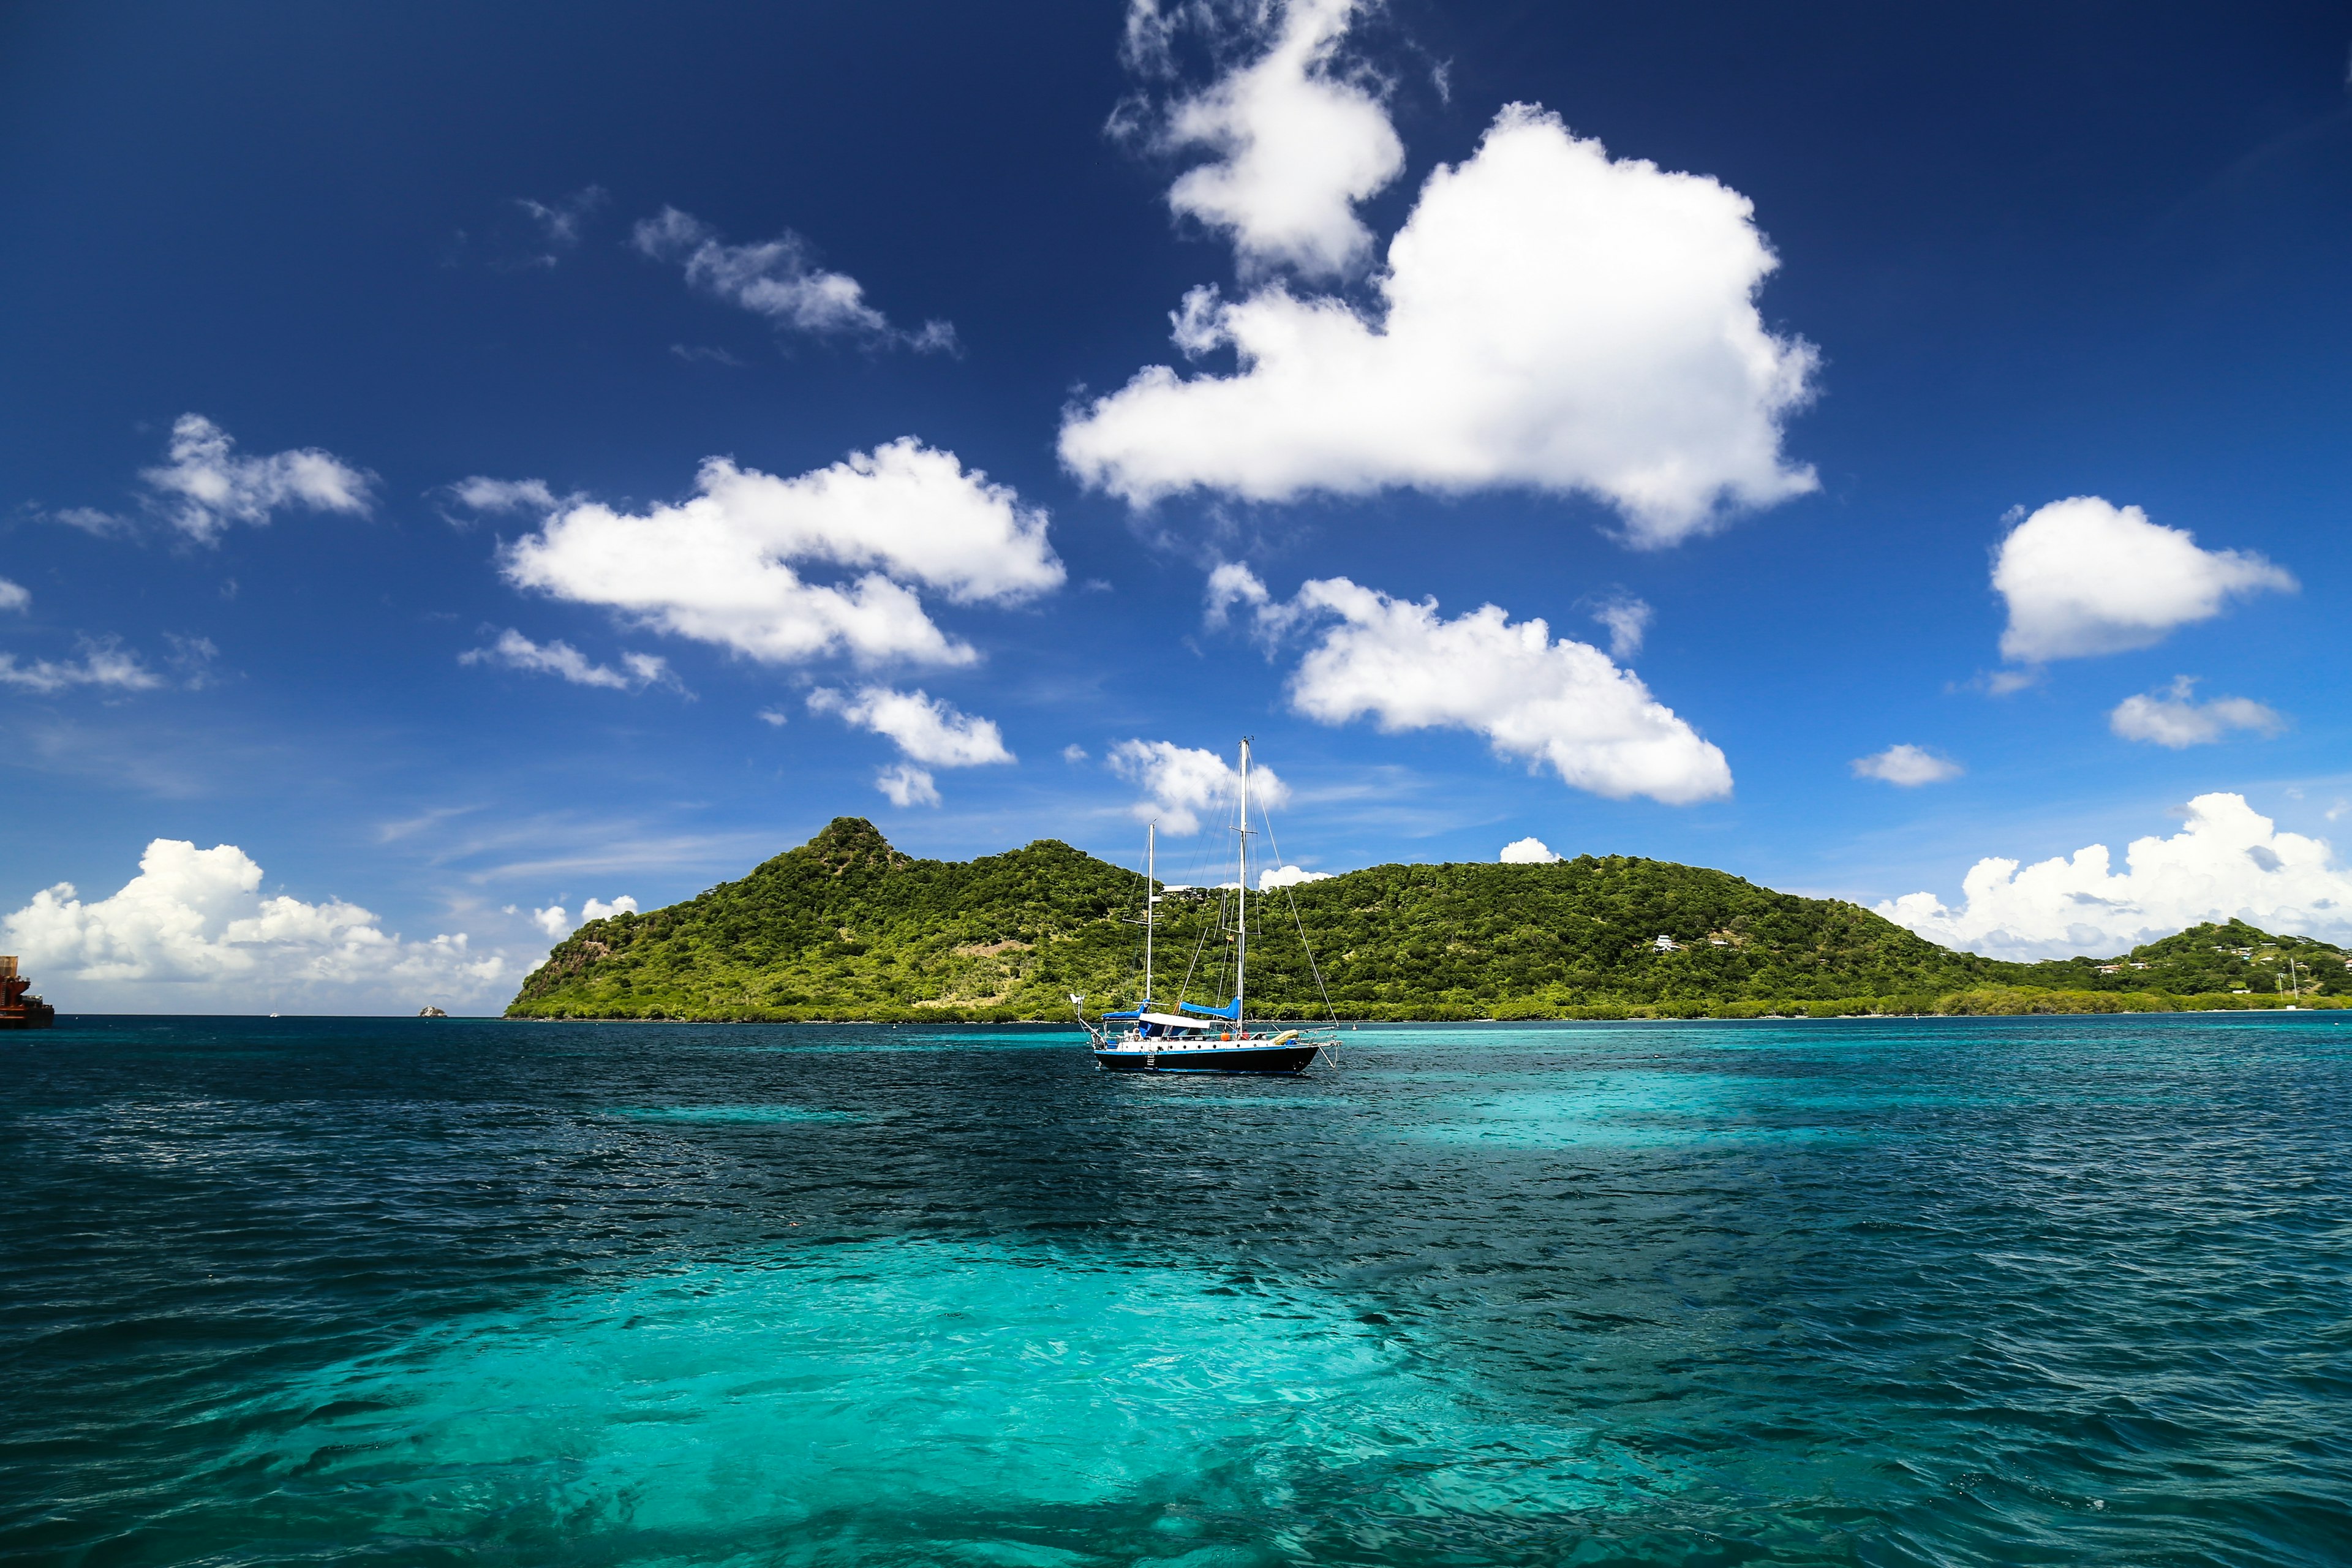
<box><xmin>1177</xmin><ymin>887</ymin><xmax>1218</xmax><ymax>1008</ymax></box>
<box><xmin>1259</xmin><ymin>807</ymin><xmax>1338</xmax><ymax>1025</ymax></box>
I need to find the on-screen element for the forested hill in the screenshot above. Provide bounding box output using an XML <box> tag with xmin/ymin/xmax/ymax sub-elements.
<box><xmin>507</xmin><ymin>816</ymin><xmax>2340</xmax><ymax>1022</ymax></box>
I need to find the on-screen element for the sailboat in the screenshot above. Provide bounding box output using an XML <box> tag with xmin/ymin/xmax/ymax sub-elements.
<box><xmin>1077</xmin><ymin>739</ymin><xmax>1335</xmax><ymax>1074</ymax></box>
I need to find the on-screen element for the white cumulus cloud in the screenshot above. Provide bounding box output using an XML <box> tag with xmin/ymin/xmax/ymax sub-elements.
<box><xmin>1879</xmin><ymin>793</ymin><xmax>2352</xmax><ymax>960</ymax></box>
<box><xmin>1852</xmin><ymin>744</ymin><xmax>1963</xmax><ymax>786</ymax></box>
<box><xmin>1258</xmin><ymin>863</ymin><xmax>1333</xmax><ymax>890</ymax></box>
<box><xmin>633</xmin><ymin>207</ymin><xmax>955</xmax><ymax>352</ymax></box>
<box><xmin>1133</xmin><ymin>0</ymin><xmax>1402</xmax><ymax>279</ymax></box>
<box><xmin>0</xmin><ymin>579</ymin><xmax>28</xmax><ymax>613</ymax></box>
<box><xmin>2108</xmin><ymin>677</ymin><xmax>2285</xmax><ymax>748</ymax></box>
<box><xmin>498</xmin><ymin>439</ymin><xmax>1062</xmax><ymax>669</ymax></box>
<box><xmin>808</xmin><ymin>685</ymin><xmax>1012</xmax><ymax>810</ymax></box>
<box><xmin>140</xmin><ymin>414</ymin><xmax>375</xmax><ymax>543</ymax></box>
<box><xmin>1992</xmin><ymin>497</ymin><xmax>2296</xmax><ymax>664</ymax></box>
<box><xmin>1239</xmin><ymin>573</ymin><xmax>1730</xmax><ymax>805</ymax></box>
<box><xmin>1109</xmin><ymin>739</ymin><xmax>1291</xmax><ymax>835</ymax></box>
<box><xmin>461</xmin><ymin>629</ymin><xmax>677</xmax><ymax>692</ymax></box>
<box><xmin>807</xmin><ymin>685</ymin><xmax>1014</xmax><ymax>767</ymax></box>
<box><xmin>1500</xmin><ymin>836</ymin><xmax>1561</xmax><ymax>864</ymax></box>
<box><xmin>4</xmin><ymin>839</ymin><xmax>513</xmax><ymax>1013</ymax></box>
<box><xmin>1061</xmin><ymin>102</ymin><xmax>1819</xmax><ymax>546</ymax></box>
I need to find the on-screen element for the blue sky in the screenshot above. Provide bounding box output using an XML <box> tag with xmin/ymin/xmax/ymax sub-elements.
<box><xmin>4</xmin><ymin>1</ymin><xmax>2350</xmax><ymax>1010</ymax></box>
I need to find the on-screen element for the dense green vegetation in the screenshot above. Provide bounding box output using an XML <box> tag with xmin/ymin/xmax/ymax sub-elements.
<box><xmin>507</xmin><ymin>819</ymin><xmax>2349</xmax><ymax>1021</ymax></box>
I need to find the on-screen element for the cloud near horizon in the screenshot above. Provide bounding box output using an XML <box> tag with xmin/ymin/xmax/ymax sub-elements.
<box><xmin>1880</xmin><ymin>793</ymin><xmax>2352</xmax><ymax>960</ymax></box>
<box><xmin>1063</xmin><ymin>96</ymin><xmax>1819</xmax><ymax>545</ymax></box>
<box><xmin>530</xmin><ymin>894</ymin><xmax>638</xmax><ymax>942</ymax></box>
<box><xmin>497</xmin><ymin>439</ymin><xmax>1063</xmax><ymax>669</ymax></box>
<box><xmin>4</xmin><ymin>839</ymin><xmax>512</xmax><ymax>1012</ymax></box>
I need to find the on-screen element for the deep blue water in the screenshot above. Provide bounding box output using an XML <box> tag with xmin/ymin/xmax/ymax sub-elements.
<box><xmin>2</xmin><ymin>1013</ymin><xmax>2347</xmax><ymax>1566</ymax></box>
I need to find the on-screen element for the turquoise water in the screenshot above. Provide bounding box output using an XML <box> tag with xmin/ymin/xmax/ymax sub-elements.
<box><xmin>3</xmin><ymin>1015</ymin><xmax>2347</xmax><ymax>1564</ymax></box>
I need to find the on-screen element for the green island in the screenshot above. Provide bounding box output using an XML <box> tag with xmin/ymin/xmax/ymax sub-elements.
<box><xmin>508</xmin><ymin>817</ymin><xmax>2350</xmax><ymax>1022</ymax></box>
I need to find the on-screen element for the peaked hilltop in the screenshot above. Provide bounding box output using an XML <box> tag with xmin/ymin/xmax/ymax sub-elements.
<box><xmin>507</xmin><ymin>819</ymin><xmax>2350</xmax><ymax>1022</ymax></box>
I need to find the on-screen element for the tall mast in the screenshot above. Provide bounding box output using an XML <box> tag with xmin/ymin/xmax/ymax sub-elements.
<box><xmin>1144</xmin><ymin>821</ymin><xmax>1155</xmax><ymax>1005</ymax></box>
<box><xmin>1237</xmin><ymin>737</ymin><xmax>1250</xmax><ymax>1022</ymax></box>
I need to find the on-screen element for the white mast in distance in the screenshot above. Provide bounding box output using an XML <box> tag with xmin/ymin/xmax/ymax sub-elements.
<box><xmin>1144</xmin><ymin>821</ymin><xmax>1155</xmax><ymax>1007</ymax></box>
<box><xmin>1237</xmin><ymin>737</ymin><xmax>1250</xmax><ymax>1025</ymax></box>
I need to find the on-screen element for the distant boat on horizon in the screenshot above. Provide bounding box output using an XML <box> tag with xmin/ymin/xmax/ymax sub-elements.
<box><xmin>0</xmin><ymin>956</ymin><xmax>55</xmax><ymax>1030</ymax></box>
<box><xmin>1078</xmin><ymin>739</ymin><xmax>1335</xmax><ymax>1075</ymax></box>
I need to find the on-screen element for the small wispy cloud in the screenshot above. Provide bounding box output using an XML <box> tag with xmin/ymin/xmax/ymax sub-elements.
<box><xmin>0</xmin><ymin>636</ymin><xmax>165</xmax><ymax>695</ymax></box>
<box><xmin>632</xmin><ymin>206</ymin><xmax>956</xmax><ymax>352</ymax></box>
<box><xmin>1851</xmin><ymin>744</ymin><xmax>1963</xmax><ymax>786</ymax></box>
<box><xmin>140</xmin><ymin>414</ymin><xmax>375</xmax><ymax>543</ymax></box>
<box><xmin>515</xmin><ymin>186</ymin><xmax>608</xmax><ymax>252</ymax></box>
<box><xmin>1589</xmin><ymin>594</ymin><xmax>1653</xmax><ymax>660</ymax></box>
<box><xmin>461</xmin><ymin>628</ymin><xmax>680</xmax><ymax>693</ymax></box>
<box><xmin>2109</xmin><ymin>676</ymin><xmax>2285</xmax><ymax>748</ymax></box>
<box><xmin>434</xmin><ymin>476</ymin><xmax>563</xmax><ymax>527</ymax></box>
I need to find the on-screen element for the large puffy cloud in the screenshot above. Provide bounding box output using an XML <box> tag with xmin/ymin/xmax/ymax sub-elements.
<box><xmin>633</xmin><ymin>208</ymin><xmax>955</xmax><ymax>352</ymax></box>
<box><xmin>4</xmin><ymin>839</ymin><xmax>513</xmax><ymax>1013</ymax></box>
<box><xmin>1499</xmin><ymin>836</ymin><xmax>1561</xmax><ymax>864</ymax></box>
<box><xmin>140</xmin><ymin>414</ymin><xmax>375</xmax><ymax>543</ymax></box>
<box><xmin>1880</xmin><ymin>794</ymin><xmax>2352</xmax><ymax>960</ymax></box>
<box><xmin>2108</xmin><ymin>677</ymin><xmax>2285</xmax><ymax>748</ymax></box>
<box><xmin>1109</xmin><ymin>739</ymin><xmax>1291</xmax><ymax>835</ymax></box>
<box><xmin>1061</xmin><ymin>104</ymin><xmax>1819</xmax><ymax>545</ymax></box>
<box><xmin>461</xmin><ymin>629</ymin><xmax>677</xmax><ymax>692</ymax></box>
<box><xmin>1131</xmin><ymin>0</ymin><xmax>1401</xmax><ymax>279</ymax></box>
<box><xmin>1238</xmin><ymin>573</ymin><xmax>1730</xmax><ymax>804</ymax></box>
<box><xmin>499</xmin><ymin>439</ymin><xmax>1062</xmax><ymax>668</ymax></box>
<box><xmin>1992</xmin><ymin>497</ymin><xmax>2296</xmax><ymax>664</ymax></box>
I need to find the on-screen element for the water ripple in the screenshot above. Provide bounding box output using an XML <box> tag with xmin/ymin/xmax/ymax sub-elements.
<box><xmin>1</xmin><ymin>1012</ymin><xmax>2346</xmax><ymax>1565</ymax></box>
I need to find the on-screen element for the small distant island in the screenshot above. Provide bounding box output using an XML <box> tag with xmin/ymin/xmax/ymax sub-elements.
<box><xmin>507</xmin><ymin>818</ymin><xmax>2349</xmax><ymax>1022</ymax></box>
